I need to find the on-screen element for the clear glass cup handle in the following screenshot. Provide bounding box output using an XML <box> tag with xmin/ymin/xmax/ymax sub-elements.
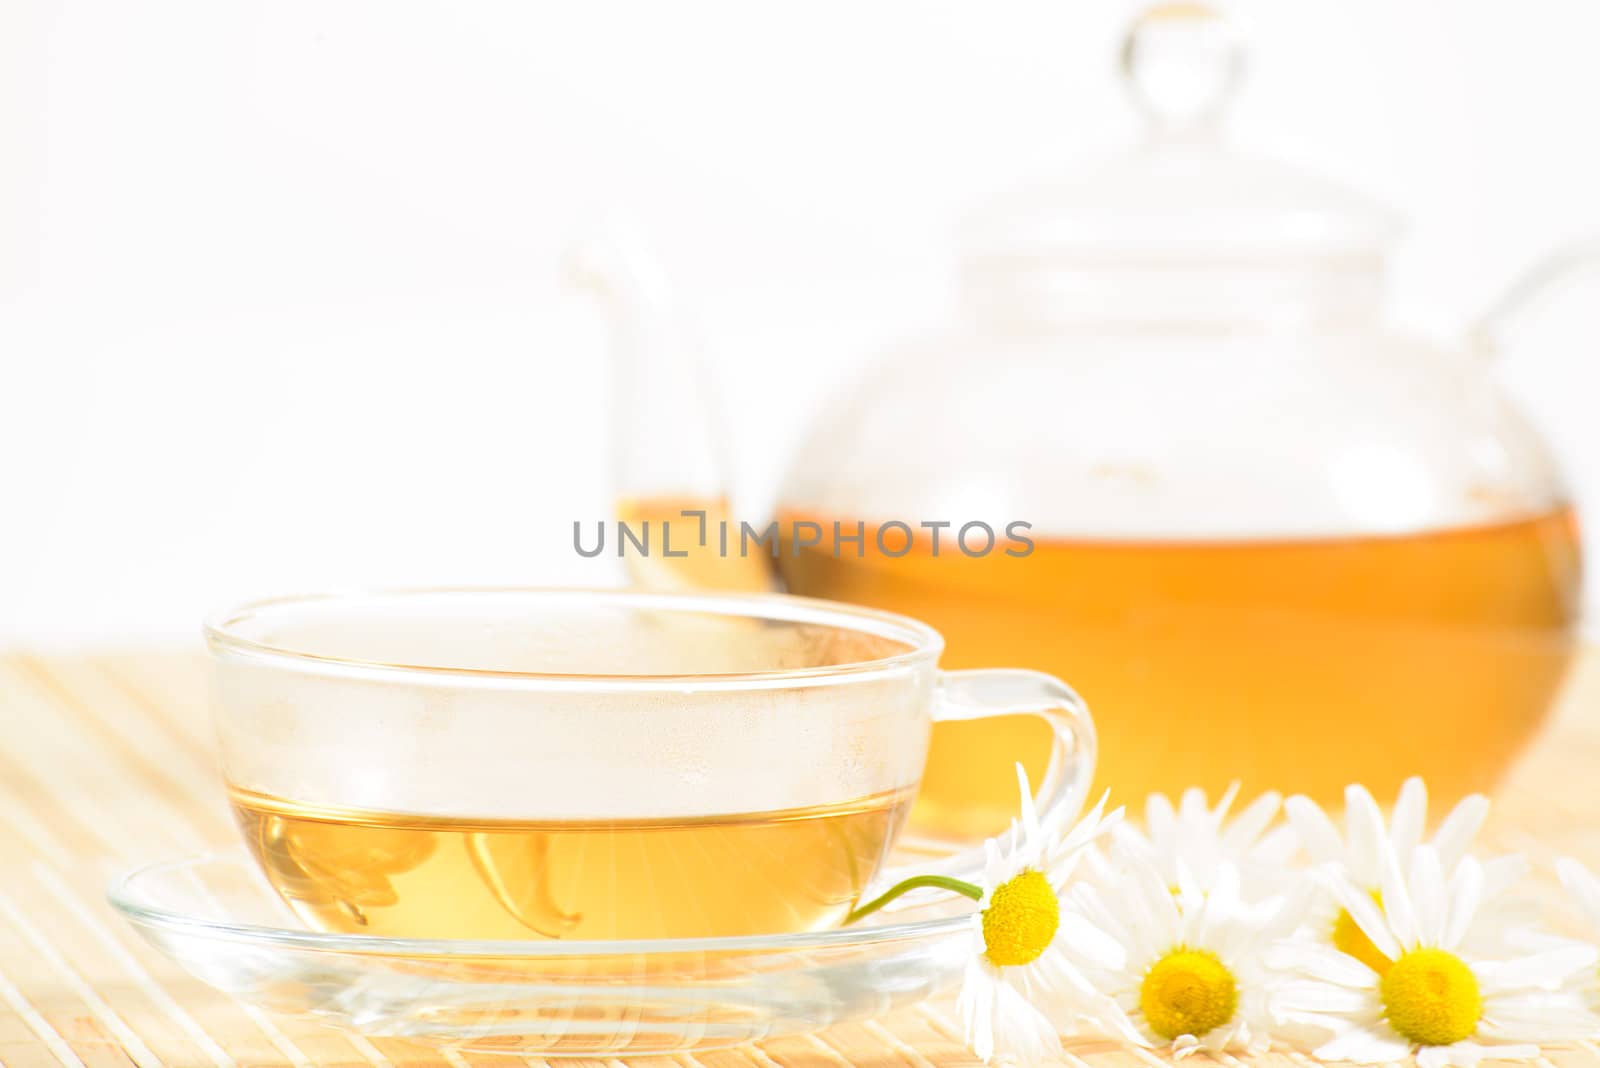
<box><xmin>871</xmin><ymin>668</ymin><xmax>1098</xmax><ymax>894</ymax></box>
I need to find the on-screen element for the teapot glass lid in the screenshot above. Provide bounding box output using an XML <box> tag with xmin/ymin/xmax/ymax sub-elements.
<box><xmin>962</xmin><ymin>4</ymin><xmax>1400</xmax><ymax>269</ymax></box>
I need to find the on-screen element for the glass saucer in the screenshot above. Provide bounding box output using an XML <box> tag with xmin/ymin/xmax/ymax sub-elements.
<box><xmin>109</xmin><ymin>853</ymin><xmax>974</xmax><ymax>1057</ymax></box>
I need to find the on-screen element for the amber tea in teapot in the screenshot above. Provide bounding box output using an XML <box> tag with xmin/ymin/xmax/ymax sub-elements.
<box><xmin>775</xmin><ymin>507</ymin><xmax>1581</xmax><ymax>839</ymax></box>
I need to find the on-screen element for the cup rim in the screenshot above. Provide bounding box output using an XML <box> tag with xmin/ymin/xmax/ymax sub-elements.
<box><xmin>204</xmin><ymin>586</ymin><xmax>945</xmax><ymax>689</ymax></box>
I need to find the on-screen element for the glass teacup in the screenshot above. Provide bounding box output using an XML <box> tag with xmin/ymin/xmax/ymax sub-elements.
<box><xmin>205</xmin><ymin>588</ymin><xmax>1095</xmax><ymax>940</ymax></box>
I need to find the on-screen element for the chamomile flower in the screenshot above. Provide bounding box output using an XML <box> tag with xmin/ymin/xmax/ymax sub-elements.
<box><xmin>1109</xmin><ymin>783</ymin><xmax>1296</xmax><ymax>896</ymax></box>
<box><xmin>1063</xmin><ymin>851</ymin><xmax>1298</xmax><ymax>1056</ymax></box>
<box><xmin>952</xmin><ymin>767</ymin><xmax>1130</xmax><ymax>1065</ymax></box>
<box><xmin>1285</xmin><ymin>779</ymin><xmax>1524</xmax><ymax>972</ymax></box>
<box><xmin>1271</xmin><ymin>843</ymin><xmax>1597</xmax><ymax>1067</ymax></box>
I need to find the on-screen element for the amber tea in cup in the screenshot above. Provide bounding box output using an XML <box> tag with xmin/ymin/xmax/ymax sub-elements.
<box><xmin>206</xmin><ymin>589</ymin><xmax>1094</xmax><ymax>941</ymax></box>
<box><xmin>227</xmin><ymin>786</ymin><xmax>916</xmax><ymax>941</ymax></box>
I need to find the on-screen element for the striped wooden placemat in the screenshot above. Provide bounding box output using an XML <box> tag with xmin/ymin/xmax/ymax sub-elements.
<box><xmin>1</xmin><ymin>649</ymin><xmax>1598</xmax><ymax>1068</ymax></box>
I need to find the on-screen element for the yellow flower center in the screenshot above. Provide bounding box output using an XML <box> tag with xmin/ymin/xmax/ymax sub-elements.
<box><xmin>1333</xmin><ymin>889</ymin><xmax>1392</xmax><ymax>975</ymax></box>
<box><xmin>981</xmin><ymin>870</ymin><xmax>1059</xmax><ymax>966</ymax></box>
<box><xmin>1139</xmin><ymin>947</ymin><xmax>1239</xmax><ymax>1041</ymax></box>
<box><xmin>1379</xmin><ymin>948</ymin><xmax>1483</xmax><ymax>1047</ymax></box>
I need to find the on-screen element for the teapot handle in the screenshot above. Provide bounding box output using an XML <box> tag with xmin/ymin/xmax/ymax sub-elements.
<box><xmin>1470</xmin><ymin>238</ymin><xmax>1600</xmax><ymax>358</ymax></box>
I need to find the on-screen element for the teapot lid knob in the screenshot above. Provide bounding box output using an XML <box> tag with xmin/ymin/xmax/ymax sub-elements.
<box><xmin>958</xmin><ymin>2</ymin><xmax>1398</xmax><ymax>279</ymax></box>
<box><xmin>1120</xmin><ymin>3</ymin><xmax>1244</xmax><ymax>135</ymax></box>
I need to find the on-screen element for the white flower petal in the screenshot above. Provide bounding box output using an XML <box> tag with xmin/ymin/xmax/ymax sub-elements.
<box><xmin>1081</xmin><ymin>883</ymin><xmax>1136</xmax><ymax>958</ymax></box>
<box><xmin>1146</xmin><ymin>792</ymin><xmax>1176</xmax><ymax>843</ymax></box>
<box><xmin>1174</xmin><ymin>859</ymin><xmax>1207</xmax><ymax>918</ymax></box>
<box><xmin>1266</xmin><ymin>941</ymin><xmax>1381</xmax><ymax>987</ymax></box>
<box><xmin>1252</xmin><ymin>887</ymin><xmax>1303</xmax><ymax>943</ymax></box>
<box><xmin>1345</xmin><ymin>784</ymin><xmax>1388</xmax><ymax>885</ymax></box>
<box><xmin>1221</xmin><ymin>1019</ymin><xmax>1257</xmax><ymax>1054</ymax></box>
<box><xmin>1432</xmin><ymin>793</ymin><xmax>1490</xmax><ymax>870</ymax></box>
<box><xmin>1187</xmin><ymin>783</ymin><xmax>1234</xmax><ymax>828</ymax></box>
<box><xmin>1138</xmin><ymin>855</ymin><xmax>1182</xmax><ymax>943</ymax></box>
<box><xmin>1237</xmin><ymin>1019</ymin><xmax>1273</xmax><ymax>1056</ymax></box>
<box><xmin>1431</xmin><ymin>1040</ymin><xmax>1537</xmax><ymax>1068</ymax></box>
<box><xmin>1316</xmin><ymin>1023</ymin><xmax>1412</xmax><ymax>1064</ymax></box>
<box><xmin>1480</xmin><ymin>989</ymin><xmax>1600</xmax><ymax>1040</ymax></box>
<box><xmin>1416</xmin><ymin>1043</ymin><xmax>1454</xmax><ymax>1068</ymax></box>
<box><xmin>957</xmin><ymin>958</ymin><xmax>995</xmax><ymax>1061</ymax></box>
<box><xmin>1056</xmin><ymin>909</ymin><xmax>1125</xmax><ymax>971</ymax></box>
<box><xmin>1069</xmin><ymin>883</ymin><xmax>1135</xmax><ymax>955</ymax></box>
<box><xmin>959</xmin><ymin>950</ymin><xmax>1069</xmax><ymax>1068</ymax></box>
<box><xmin>1031</xmin><ymin>946</ymin><xmax>1096</xmax><ymax>1001</ymax></box>
<box><xmin>1110</xmin><ymin>822</ymin><xmax>1159</xmax><ymax>880</ymax></box>
<box><xmin>1410</xmin><ymin>844</ymin><xmax>1448</xmax><ymax>947</ymax></box>
<box><xmin>992</xmin><ymin>980</ymin><xmax>1062</xmax><ymax>1067</ymax></box>
<box><xmin>1378</xmin><ymin>839</ymin><xmax>1420</xmax><ymax>948</ymax></box>
<box><xmin>1048</xmin><ymin>792</ymin><xmax>1117</xmax><ymax>869</ymax></box>
<box><xmin>1078</xmin><ymin>991</ymin><xmax>1150</xmax><ymax>1046</ymax></box>
<box><xmin>1441</xmin><ymin>855</ymin><xmax>1484</xmax><ymax>951</ymax></box>
<box><xmin>1220</xmin><ymin>791</ymin><xmax>1281</xmax><ymax>857</ymax></box>
<box><xmin>1328</xmin><ymin>870</ymin><xmax>1404</xmax><ymax>961</ymax></box>
<box><xmin>982</xmin><ymin>836</ymin><xmax>1010</xmax><ymax>890</ymax></box>
<box><xmin>1481</xmin><ymin>854</ymin><xmax>1528</xmax><ymax>904</ymax></box>
<box><xmin>1014</xmin><ymin>763</ymin><xmax>1040</xmax><ymax>842</ymax></box>
<box><xmin>1286</xmin><ymin>795</ymin><xmax>1346</xmax><ymax>866</ymax></box>
<box><xmin>1558</xmin><ymin>857</ymin><xmax>1600</xmax><ymax>930</ymax></box>
<box><xmin>1390</xmin><ymin>776</ymin><xmax>1427</xmax><ymax>860</ymax></box>
<box><xmin>1276</xmin><ymin>1002</ymin><xmax>1383</xmax><ymax>1026</ymax></box>
<box><xmin>1273</xmin><ymin>979</ymin><xmax>1379</xmax><ymax>1015</ymax></box>
<box><xmin>1192</xmin><ymin>862</ymin><xmax>1241</xmax><ymax>946</ymax></box>
<box><xmin>1478</xmin><ymin>984</ymin><xmax>1593</xmax><ymax>1042</ymax></box>
<box><xmin>1254</xmin><ymin>824</ymin><xmax>1304</xmax><ymax>869</ymax></box>
<box><xmin>1474</xmin><ymin>942</ymin><xmax>1599</xmax><ymax>993</ymax></box>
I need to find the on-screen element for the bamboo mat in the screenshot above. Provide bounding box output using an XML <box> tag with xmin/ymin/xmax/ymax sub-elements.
<box><xmin>2</xmin><ymin>650</ymin><xmax>1599</xmax><ymax>1068</ymax></box>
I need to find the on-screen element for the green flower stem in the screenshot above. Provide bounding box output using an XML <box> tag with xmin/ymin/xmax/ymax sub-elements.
<box><xmin>845</xmin><ymin>874</ymin><xmax>983</xmax><ymax>925</ymax></box>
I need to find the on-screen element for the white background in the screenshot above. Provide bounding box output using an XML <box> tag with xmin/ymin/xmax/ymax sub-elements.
<box><xmin>2</xmin><ymin>0</ymin><xmax>1598</xmax><ymax>643</ymax></box>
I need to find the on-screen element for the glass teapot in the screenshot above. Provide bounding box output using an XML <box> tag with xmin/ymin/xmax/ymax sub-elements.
<box><xmin>575</xmin><ymin>5</ymin><xmax>1590</xmax><ymax>839</ymax></box>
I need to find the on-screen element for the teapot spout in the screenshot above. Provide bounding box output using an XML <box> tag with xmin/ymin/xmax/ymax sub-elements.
<box><xmin>567</xmin><ymin>224</ymin><xmax>725</xmax><ymax>507</ymax></box>
<box><xmin>567</xmin><ymin>225</ymin><xmax>772</xmax><ymax>592</ymax></box>
<box><xmin>1470</xmin><ymin>237</ymin><xmax>1600</xmax><ymax>357</ymax></box>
